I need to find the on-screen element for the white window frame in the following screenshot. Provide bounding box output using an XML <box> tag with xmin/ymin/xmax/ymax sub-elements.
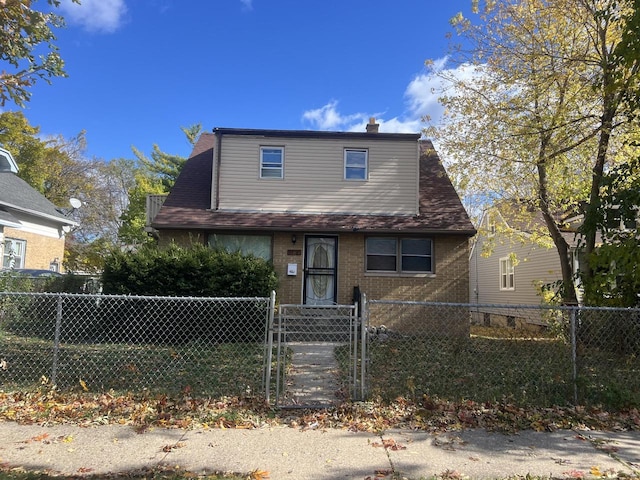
<box><xmin>344</xmin><ymin>148</ymin><xmax>368</xmax><ymax>181</ymax></box>
<box><xmin>260</xmin><ymin>146</ymin><xmax>284</xmax><ymax>179</ymax></box>
<box><xmin>365</xmin><ymin>237</ymin><xmax>433</xmax><ymax>274</ymax></box>
<box><xmin>487</xmin><ymin>213</ymin><xmax>496</xmax><ymax>237</ymax></box>
<box><xmin>499</xmin><ymin>256</ymin><xmax>515</xmax><ymax>291</ymax></box>
<box><xmin>3</xmin><ymin>238</ymin><xmax>26</xmax><ymax>269</ymax></box>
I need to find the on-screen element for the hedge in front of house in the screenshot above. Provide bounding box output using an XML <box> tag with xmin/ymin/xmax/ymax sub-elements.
<box><xmin>99</xmin><ymin>244</ymin><xmax>278</xmax><ymax>343</ymax></box>
<box><xmin>101</xmin><ymin>243</ymin><xmax>277</xmax><ymax>297</ymax></box>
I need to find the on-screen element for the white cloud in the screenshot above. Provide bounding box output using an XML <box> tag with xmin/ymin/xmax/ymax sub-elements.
<box><xmin>240</xmin><ymin>0</ymin><xmax>253</xmax><ymax>11</ymax></box>
<box><xmin>301</xmin><ymin>100</ymin><xmax>368</xmax><ymax>131</ymax></box>
<box><xmin>404</xmin><ymin>73</ymin><xmax>445</xmax><ymax>120</ymax></box>
<box><xmin>59</xmin><ymin>0</ymin><xmax>128</xmax><ymax>33</ymax></box>
<box><xmin>301</xmin><ymin>58</ymin><xmax>479</xmax><ymax>136</ymax></box>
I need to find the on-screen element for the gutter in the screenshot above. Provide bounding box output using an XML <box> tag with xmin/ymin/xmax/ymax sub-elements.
<box><xmin>0</xmin><ymin>202</ymin><xmax>77</xmax><ymax>227</ymax></box>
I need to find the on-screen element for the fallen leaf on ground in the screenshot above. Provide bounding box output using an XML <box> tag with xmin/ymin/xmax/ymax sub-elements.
<box><xmin>250</xmin><ymin>468</ymin><xmax>270</xmax><ymax>479</ymax></box>
<box><xmin>374</xmin><ymin>468</ymin><xmax>393</xmax><ymax>477</ymax></box>
<box><xmin>371</xmin><ymin>438</ymin><xmax>406</xmax><ymax>450</ymax></box>
<box><xmin>161</xmin><ymin>442</ymin><xmax>185</xmax><ymax>452</ymax></box>
<box><xmin>23</xmin><ymin>433</ymin><xmax>48</xmax><ymax>443</ymax></box>
<box><xmin>563</xmin><ymin>470</ymin><xmax>585</xmax><ymax>478</ymax></box>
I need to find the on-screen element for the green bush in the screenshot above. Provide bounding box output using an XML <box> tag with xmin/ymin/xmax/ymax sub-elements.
<box><xmin>101</xmin><ymin>243</ymin><xmax>277</xmax><ymax>297</ymax></box>
<box><xmin>0</xmin><ymin>271</ymin><xmax>96</xmax><ymax>293</ymax></box>
<box><xmin>99</xmin><ymin>244</ymin><xmax>278</xmax><ymax>343</ymax></box>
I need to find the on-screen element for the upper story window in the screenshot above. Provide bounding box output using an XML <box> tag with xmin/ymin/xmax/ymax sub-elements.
<box><xmin>499</xmin><ymin>256</ymin><xmax>515</xmax><ymax>290</ymax></box>
<box><xmin>3</xmin><ymin>238</ymin><xmax>26</xmax><ymax>269</ymax></box>
<box><xmin>344</xmin><ymin>149</ymin><xmax>368</xmax><ymax>180</ymax></box>
<box><xmin>487</xmin><ymin>213</ymin><xmax>496</xmax><ymax>236</ymax></box>
<box><xmin>366</xmin><ymin>237</ymin><xmax>433</xmax><ymax>273</ymax></box>
<box><xmin>260</xmin><ymin>147</ymin><xmax>284</xmax><ymax>179</ymax></box>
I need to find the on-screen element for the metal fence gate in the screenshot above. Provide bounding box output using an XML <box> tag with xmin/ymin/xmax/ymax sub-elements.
<box><xmin>264</xmin><ymin>303</ymin><xmax>367</xmax><ymax>407</ymax></box>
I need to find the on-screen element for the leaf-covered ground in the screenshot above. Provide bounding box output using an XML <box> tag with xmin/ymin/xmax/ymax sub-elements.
<box><xmin>1</xmin><ymin>389</ymin><xmax>640</xmax><ymax>434</ymax></box>
<box><xmin>0</xmin><ymin>466</ymin><xmax>247</xmax><ymax>480</ymax></box>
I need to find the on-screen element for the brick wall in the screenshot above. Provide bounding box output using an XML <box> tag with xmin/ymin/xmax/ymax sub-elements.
<box><xmin>157</xmin><ymin>229</ymin><xmax>471</xmax><ymax>306</ymax></box>
<box><xmin>274</xmin><ymin>232</ymin><xmax>470</xmax><ymax>305</ymax></box>
<box><xmin>3</xmin><ymin>227</ymin><xmax>65</xmax><ymax>271</ymax></box>
<box><xmin>337</xmin><ymin>233</ymin><xmax>470</xmax><ymax>304</ymax></box>
<box><xmin>273</xmin><ymin>232</ymin><xmax>303</xmax><ymax>303</ymax></box>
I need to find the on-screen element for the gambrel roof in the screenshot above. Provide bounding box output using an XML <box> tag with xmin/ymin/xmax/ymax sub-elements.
<box><xmin>152</xmin><ymin>130</ymin><xmax>475</xmax><ymax>235</ymax></box>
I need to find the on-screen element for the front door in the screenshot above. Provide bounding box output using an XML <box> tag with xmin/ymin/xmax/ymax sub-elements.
<box><xmin>303</xmin><ymin>236</ymin><xmax>337</xmax><ymax>305</ymax></box>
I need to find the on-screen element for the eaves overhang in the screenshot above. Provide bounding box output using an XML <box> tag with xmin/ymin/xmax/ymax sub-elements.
<box><xmin>212</xmin><ymin>127</ymin><xmax>421</xmax><ymax>142</ymax></box>
<box><xmin>0</xmin><ymin>201</ymin><xmax>77</xmax><ymax>227</ymax></box>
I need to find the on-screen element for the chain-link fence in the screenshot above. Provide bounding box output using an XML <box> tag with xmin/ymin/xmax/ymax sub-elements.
<box><xmin>0</xmin><ymin>292</ymin><xmax>273</xmax><ymax>397</ymax></box>
<box><xmin>2</xmin><ymin>291</ymin><xmax>639</xmax><ymax>410</ymax></box>
<box><xmin>364</xmin><ymin>298</ymin><xmax>640</xmax><ymax>410</ymax></box>
<box><xmin>266</xmin><ymin>304</ymin><xmax>364</xmax><ymax>406</ymax></box>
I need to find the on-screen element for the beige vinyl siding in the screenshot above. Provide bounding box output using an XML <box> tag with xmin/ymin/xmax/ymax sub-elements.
<box><xmin>470</xmin><ymin>233</ymin><xmax>562</xmax><ymax>306</ymax></box>
<box><xmin>216</xmin><ymin>135</ymin><xmax>418</xmax><ymax>215</ymax></box>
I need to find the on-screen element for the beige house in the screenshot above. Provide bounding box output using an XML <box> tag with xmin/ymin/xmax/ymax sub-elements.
<box><xmin>151</xmin><ymin>121</ymin><xmax>475</xmax><ymax>305</ymax></box>
<box><xmin>469</xmin><ymin>205</ymin><xmax>580</xmax><ymax>327</ymax></box>
<box><xmin>0</xmin><ymin>147</ymin><xmax>76</xmax><ymax>273</ymax></box>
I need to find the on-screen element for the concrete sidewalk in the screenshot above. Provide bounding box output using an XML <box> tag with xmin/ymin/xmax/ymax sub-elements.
<box><xmin>0</xmin><ymin>422</ymin><xmax>638</xmax><ymax>479</ymax></box>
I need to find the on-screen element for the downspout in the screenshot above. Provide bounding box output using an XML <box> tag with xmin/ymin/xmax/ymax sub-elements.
<box><xmin>214</xmin><ymin>129</ymin><xmax>223</xmax><ymax>210</ymax></box>
<box><xmin>415</xmin><ymin>141</ymin><xmax>421</xmax><ymax>216</ymax></box>
<box><xmin>474</xmin><ymin>239</ymin><xmax>479</xmax><ymax>304</ymax></box>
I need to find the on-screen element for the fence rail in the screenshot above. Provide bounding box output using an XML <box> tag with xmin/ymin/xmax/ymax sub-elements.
<box><xmin>0</xmin><ymin>292</ymin><xmax>272</xmax><ymax>397</ymax></box>
<box><xmin>364</xmin><ymin>299</ymin><xmax>640</xmax><ymax>409</ymax></box>
<box><xmin>1</xmin><ymin>291</ymin><xmax>639</xmax><ymax>410</ymax></box>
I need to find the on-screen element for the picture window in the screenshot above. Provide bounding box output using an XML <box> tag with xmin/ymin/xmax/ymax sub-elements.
<box><xmin>366</xmin><ymin>237</ymin><xmax>433</xmax><ymax>273</ymax></box>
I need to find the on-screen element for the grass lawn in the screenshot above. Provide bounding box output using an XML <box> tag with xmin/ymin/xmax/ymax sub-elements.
<box><xmin>362</xmin><ymin>326</ymin><xmax>640</xmax><ymax>410</ymax></box>
<box><xmin>3</xmin><ymin>326</ymin><xmax>640</xmax><ymax>411</ymax></box>
<box><xmin>0</xmin><ymin>333</ymin><xmax>268</xmax><ymax>397</ymax></box>
<box><xmin>0</xmin><ymin>469</ymin><xmax>247</xmax><ymax>480</ymax></box>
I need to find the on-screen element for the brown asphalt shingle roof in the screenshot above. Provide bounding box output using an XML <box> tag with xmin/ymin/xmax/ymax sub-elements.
<box><xmin>153</xmin><ymin>132</ymin><xmax>475</xmax><ymax>236</ymax></box>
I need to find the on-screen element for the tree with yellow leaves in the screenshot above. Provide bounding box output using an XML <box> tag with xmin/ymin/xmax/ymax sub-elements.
<box><xmin>0</xmin><ymin>0</ymin><xmax>80</xmax><ymax>106</ymax></box>
<box><xmin>426</xmin><ymin>0</ymin><xmax>640</xmax><ymax>304</ymax></box>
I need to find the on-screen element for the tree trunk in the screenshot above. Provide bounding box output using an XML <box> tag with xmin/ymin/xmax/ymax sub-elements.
<box><xmin>537</xmin><ymin>145</ymin><xmax>579</xmax><ymax>305</ymax></box>
<box><xmin>582</xmin><ymin>102</ymin><xmax>616</xmax><ymax>286</ymax></box>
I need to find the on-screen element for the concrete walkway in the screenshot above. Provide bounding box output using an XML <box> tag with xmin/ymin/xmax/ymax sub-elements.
<box><xmin>281</xmin><ymin>341</ymin><xmax>343</xmax><ymax>407</ymax></box>
<box><xmin>0</xmin><ymin>422</ymin><xmax>639</xmax><ymax>479</ymax></box>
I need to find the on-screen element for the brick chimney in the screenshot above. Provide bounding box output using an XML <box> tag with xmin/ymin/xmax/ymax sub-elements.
<box><xmin>366</xmin><ymin>117</ymin><xmax>379</xmax><ymax>133</ymax></box>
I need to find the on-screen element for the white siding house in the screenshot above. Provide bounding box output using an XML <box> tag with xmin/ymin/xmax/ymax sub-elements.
<box><xmin>470</xmin><ymin>207</ymin><xmax>577</xmax><ymax>327</ymax></box>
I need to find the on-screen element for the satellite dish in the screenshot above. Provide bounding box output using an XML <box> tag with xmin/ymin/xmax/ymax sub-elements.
<box><xmin>69</xmin><ymin>198</ymin><xmax>82</xmax><ymax>209</ymax></box>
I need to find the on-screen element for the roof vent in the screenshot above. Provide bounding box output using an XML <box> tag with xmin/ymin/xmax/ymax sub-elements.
<box><xmin>366</xmin><ymin>117</ymin><xmax>379</xmax><ymax>134</ymax></box>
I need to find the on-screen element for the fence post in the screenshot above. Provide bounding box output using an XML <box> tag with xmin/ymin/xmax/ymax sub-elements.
<box><xmin>264</xmin><ymin>291</ymin><xmax>276</xmax><ymax>404</ymax></box>
<box><xmin>51</xmin><ymin>294</ymin><xmax>63</xmax><ymax>385</ymax></box>
<box><xmin>360</xmin><ymin>293</ymin><xmax>368</xmax><ymax>401</ymax></box>
<box><xmin>570</xmin><ymin>306</ymin><xmax>578</xmax><ymax>405</ymax></box>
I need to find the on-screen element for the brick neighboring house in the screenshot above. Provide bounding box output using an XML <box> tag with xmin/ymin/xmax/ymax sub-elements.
<box><xmin>0</xmin><ymin>147</ymin><xmax>76</xmax><ymax>273</ymax></box>
<box><xmin>151</xmin><ymin>120</ymin><xmax>476</xmax><ymax>305</ymax></box>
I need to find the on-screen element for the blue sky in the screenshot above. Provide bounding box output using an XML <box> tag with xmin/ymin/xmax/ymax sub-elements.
<box><xmin>10</xmin><ymin>0</ymin><xmax>472</xmax><ymax>162</ymax></box>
